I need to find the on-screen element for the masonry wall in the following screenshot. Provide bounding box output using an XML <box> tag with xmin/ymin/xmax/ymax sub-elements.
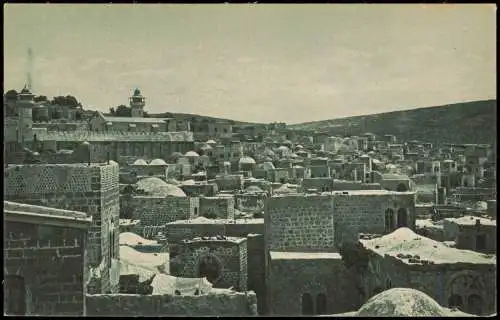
<box><xmin>85</xmin><ymin>291</ymin><xmax>257</xmax><ymax>316</ymax></box>
<box><xmin>455</xmin><ymin>224</ymin><xmax>496</xmax><ymax>254</ymax></box>
<box><xmin>361</xmin><ymin>251</ymin><xmax>496</xmax><ymax>316</ymax></box>
<box><xmin>165</xmin><ymin>219</ymin><xmax>264</xmax><ymax>244</ymax></box>
<box><xmin>268</xmin><ymin>256</ymin><xmax>360</xmax><ymax>316</ymax></box>
<box><xmin>199</xmin><ymin>196</ymin><xmax>235</xmax><ymax>219</ymax></box>
<box><xmin>247</xmin><ymin>234</ymin><xmax>267</xmax><ymax>315</ymax></box>
<box><xmin>215</xmin><ymin>174</ymin><xmax>244</xmax><ymax>191</ymax></box>
<box><xmin>180</xmin><ymin>183</ymin><xmax>218</xmax><ymax>197</ymax></box>
<box><xmin>170</xmin><ymin>240</ymin><xmax>248</xmax><ymax>291</ymax></box>
<box><xmin>131</xmin><ymin>196</ymin><xmax>199</xmax><ymax>238</ymax></box>
<box><xmin>4</xmin><ymin>163</ymin><xmax>120</xmax><ymax>294</ymax></box>
<box><xmin>236</xmin><ymin>193</ymin><xmax>267</xmax><ymax>213</ymax></box>
<box><xmin>265</xmin><ymin>195</ymin><xmax>336</xmax><ymax>252</ymax></box>
<box><xmin>4</xmin><ymin>221</ymin><xmax>87</xmax><ymax>316</ymax></box>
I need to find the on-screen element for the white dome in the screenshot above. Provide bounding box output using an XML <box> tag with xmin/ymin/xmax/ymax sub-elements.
<box><xmin>119</xmin><ymin>232</ymin><xmax>158</xmax><ymax>246</ymax></box>
<box><xmin>132</xmin><ymin>159</ymin><xmax>149</xmax><ymax>166</ymax></box>
<box><xmin>184</xmin><ymin>151</ymin><xmax>200</xmax><ymax>157</ymax></box>
<box><xmin>149</xmin><ymin>158</ymin><xmax>167</xmax><ymax>166</ymax></box>
<box><xmin>206</xmin><ymin>139</ymin><xmax>217</xmax><ymax>145</ymax></box>
<box><xmin>239</xmin><ymin>156</ymin><xmax>256</xmax><ymax>165</ymax></box>
<box><xmin>277</xmin><ymin>146</ymin><xmax>290</xmax><ymax>151</ymax></box>
<box><xmin>136</xmin><ymin>177</ymin><xmax>187</xmax><ymax>197</ymax></box>
<box><xmin>259</xmin><ymin>161</ymin><xmax>275</xmax><ymax>170</ymax></box>
<box><xmin>357</xmin><ymin>288</ymin><xmax>447</xmax><ymax>317</ymax></box>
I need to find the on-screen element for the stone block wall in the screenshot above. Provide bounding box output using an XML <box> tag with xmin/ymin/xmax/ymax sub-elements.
<box><xmin>4</xmin><ymin>163</ymin><xmax>120</xmax><ymax>294</ymax></box>
<box><xmin>131</xmin><ymin>196</ymin><xmax>199</xmax><ymax>238</ymax></box>
<box><xmin>236</xmin><ymin>193</ymin><xmax>267</xmax><ymax>213</ymax></box>
<box><xmin>215</xmin><ymin>174</ymin><xmax>244</xmax><ymax>191</ymax></box>
<box><xmin>265</xmin><ymin>195</ymin><xmax>336</xmax><ymax>252</ymax></box>
<box><xmin>268</xmin><ymin>254</ymin><xmax>360</xmax><ymax>316</ymax></box>
<box><xmin>455</xmin><ymin>224</ymin><xmax>496</xmax><ymax>254</ymax></box>
<box><xmin>332</xmin><ymin>180</ymin><xmax>383</xmax><ymax>191</ymax></box>
<box><xmin>85</xmin><ymin>291</ymin><xmax>257</xmax><ymax>316</ymax></box>
<box><xmin>308</xmin><ymin>165</ymin><xmax>330</xmax><ymax>178</ymax></box>
<box><xmin>247</xmin><ymin>234</ymin><xmax>267</xmax><ymax>315</ymax></box>
<box><xmin>301</xmin><ymin>178</ymin><xmax>333</xmax><ymax>192</ymax></box>
<box><xmin>171</xmin><ymin>238</ymin><xmax>248</xmax><ymax>291</ymax></box>
<box><xmin>180</xmin><ymin>183</ymin><xmax>218</xmax><ymax>197</ymax></box>
<box><xmin>4</xmin><ymin>221</ymin><xmax>87</xmax><ymax>316</ymax></box>
<box><xmin>199</xmin><ymin>196</ymin><xmax>235</xmax><ymax>219</ymax></box>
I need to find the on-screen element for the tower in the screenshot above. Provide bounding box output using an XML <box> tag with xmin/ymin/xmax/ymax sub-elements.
<box><xmin>17</xmin><ymin>85</ymin><xmax>35</xmax><ymax>144</ymax></box>
<box><xmin>129</xmin><ymin>88</ymin><xmax>145</xmax><ymax>118</ymax></box>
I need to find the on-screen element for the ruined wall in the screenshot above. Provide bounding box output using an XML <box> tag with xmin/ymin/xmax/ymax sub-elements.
<box><xmin>171</xmin><ymin>239</ymin><xmax>248</xmax><ymax>291</ymax></box>
<box><xmin>199</xmin><ymin>196</ymin><xmax>235</xmax><ymax>219</ymax></box>
<box><xmin>131</xmin><ymin>196</ymin><xmax>199</xmax><ymax>238</ymax></box>
<box><xmin>4</xmin><ymin>163</ymin><xmax>120</xmax><ymax>294</ymax></box>
<box><xmin>265</xmin><ymin>195</ymin><xmax>336</xmax><ymax>252</ymax></box>
<box><xmin>4</xmin><ymin>221</ymin><xmax>87</xmax><ymax>315</ymax></box>
<box><xmin>268</xmin><ymin>254</ymin><xmax>360</xmax><ymax>316</ymax></box>
<box><xmin>85</xmin><ymin>291</ymin><xmax>257</xmax><ymax>316</ymax></box>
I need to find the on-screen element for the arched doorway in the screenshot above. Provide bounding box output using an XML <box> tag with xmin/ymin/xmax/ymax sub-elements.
<box><xmin>385</xmin><ymin>209</ymin><xmax>395</xmax><ymax>232</ymax></box>
<box><xmin>4</xmin><ymin>275</ymin><xmax>26</xmax><ymax>315</ymax></box>
<box><xmin>301</xmin><ymin>293</ymin><xmax>314</xmax><ymax>315</ymax></box>
<box><xmin>396</xmin><ymin>183</ymin><xmax>408</xmax><ymax>192</ymax></box>
<box><xmin>397</xmin><ymin>208</ymin><xmax>408</xmax><ymax>228</ymax></box>
<box><xmin>466</xmin><ymin>294</ymin><xmax>483</xmax><ymax>315</ymax></box>
<box><xmin>197</xmin><ymin>254</ymin><xmax>222</xmax><ymax>284</ymax></box>
<box><xmin>315</xmin><ymin>293</ymin><xmax>327</xmax><ymax>315</ymax></box>
<box><xmin>448</xmin><ymin>294</ymin><xmax>463</xmax><ymax>309</ymax></box>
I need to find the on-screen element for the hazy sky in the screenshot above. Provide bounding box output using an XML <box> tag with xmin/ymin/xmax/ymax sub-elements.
<box><xmin>4</xmin><ymin>4</ymin><xmax>496</xmax><ymax>124</ymax></box>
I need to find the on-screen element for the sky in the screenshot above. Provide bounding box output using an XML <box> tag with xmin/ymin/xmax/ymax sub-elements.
<box><xmin>4</xmin><ymin>4</ymin><xmax>496</xmax><ymax>124</ymax></box>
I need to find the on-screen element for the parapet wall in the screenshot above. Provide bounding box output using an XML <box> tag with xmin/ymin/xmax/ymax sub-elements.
<box><xmin>85</xmin><ymin>291</ymin><xmax>258</xmax><ymax>316</ymax></box>
<box><xmin>34</xmin><ymin>130</ymin><xmax>194</xmax><ymax>142</ymax></box>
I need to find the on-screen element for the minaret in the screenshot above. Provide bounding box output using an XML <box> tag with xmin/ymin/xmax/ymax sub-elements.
<box><xmin>129</xmin><ymin>88</ymin><xmax>145</xmax><ymax>118</ymax></box>
<box><xmin>17</xmin><ymin>85</ymin><xmax>35</xmax><ymax>144</ymax></box>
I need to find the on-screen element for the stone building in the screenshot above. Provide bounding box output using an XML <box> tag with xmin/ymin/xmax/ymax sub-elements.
<box><xmin>199</xmin><ymin>195</ymin><xmax>235</xmax><ymax>219</ymax></box>
<box><xmin>170</xmin><ymin>236</ymin><xmax>248</xmax><ymax>292</ymax></box>
<box><xmin>442</xmin><ymin>216</ymin><xmax>496</xmax><ymax>254</ymax></box>
<box><xmin>355</xmin><ymin>228</ymin><xmax>496</xmax><ymax>316</ymax></box>
<box><xmin>4</xmin><ymin>201</ymin><xmax>92</xmax><ymax>316</ymax></box>
<box><xmin>4</xmin><ymin>162</ymin><xmax>121</xmax><ymax>294</ymax></box>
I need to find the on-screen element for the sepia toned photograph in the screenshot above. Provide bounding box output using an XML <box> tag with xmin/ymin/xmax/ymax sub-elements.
<box><xmin>3</xmin><ymin>3</ymin><xmax>496</xmax><ymax>317</ymax></box>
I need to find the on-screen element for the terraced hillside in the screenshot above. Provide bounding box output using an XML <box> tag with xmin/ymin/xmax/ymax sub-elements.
<box><xmin>289</xmin><ymin>100</ymin><xmax>497</xmax><ymax>145</ymax></box>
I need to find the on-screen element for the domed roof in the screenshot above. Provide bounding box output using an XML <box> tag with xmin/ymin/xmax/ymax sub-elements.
<box><xmin>206</xmin><ymin>139</ymin><xmax>217</xmax><ymax>145</ymax></box>
<box><xmin>136</xmin><ymin>177</ymin><xmax>186</xmax><ymax>197</ymax></box>
<box><xmin>356</xmin><ymin>288</ymin><xmax>447</xmax><ymax>317</ymax></box>
<box><xmin>119</xmin><ymin>232</ymin><xmax>158</xmax><ymax>246</ymax></box>
<box><xmin>296</xmin><ymin>144</ymin><xmax>304</xmax><ymax>149</ymax></box>
<box><xmin>274</xmin><ymin>184</ymin><xmax>296</xmax><ymax>194</ymax></box>
<box><xmin>149</xmin><ymin>158</ymin><xmax>167</xmax><ymax>166</ymax></box>
<box><xmin>245</xmin><ymin>185</ymin><xmax>264</xmax><ymax>193</ymax></box>
<box><xmin>201</xmin><ymin>145</ymin><xmax>213</xmax><ymax>150</ymax></box>
<box><xmin>171</xmin><ymin>152</ymin><xmax>183</xmax><ymax>158</ymax></box>
<box><xmin>263</xmin><ymin>157</ymin><xmax>274</xmax><ymax>162</ymax></box>
<box><xmin>132</xmin><ymin>159</ymin><xmax>149</xmax><ymax>166</ymax></box>
<box><xmin>239</xmin><ymin>156</ymin><xmax>256</xmax><ymax>165</ymax></box>
<box><xmin>184</xmin><ymin>151</ymin><xmax>200</xmax><ymax>157</ymax></box>
<box><xmin>277</xmin><ymin>146</ymin><xmax>290</xmax><ymax>151</ymax></box>
<box><xmin>259</xmin><ymin>161</ymin><xmax>275</xmax><ymax>170</ymax></box>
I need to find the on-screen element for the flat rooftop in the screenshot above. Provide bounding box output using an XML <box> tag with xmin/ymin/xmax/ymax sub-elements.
<box><xmin>7</xmin><ymin>162</ymin><xmax>117</xmax><ymax>168</ymax></box>
<box><xmin>182</xmin><ymin>236</ymin><xmax>247</xmax><ymax>245</ymax></box>
<box><xmin>445</xmin><ymin>216</ymin><xmax>496</xmax><ymax>227</ymax></box>
<box><xmin>270</xmin><ymin>251</ymin><xmax>342</xmax><ymax>260</ymax></box>
<box><xmin>167</xmin><ymin>217</ymin><xmax>264</xmax><ymax>225</ymax></box>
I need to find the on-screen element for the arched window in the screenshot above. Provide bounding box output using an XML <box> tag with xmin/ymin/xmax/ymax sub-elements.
<box><xmin>397</xmin><ymin>208</ymin><xmax>408</xmax><ymax>228</ymax></box>
<box><xmin>301</xmin><ymin>293</ymin><xmax>314</xmax><ymax>315</ymax></box>
<box><xmin>4</xmin><ymin>275</ymin><xmax>26</xmax><ymax>315</ymax></box>
<box><xmin>385</xmin><ymin>209</ymin><xmax>394</xmax><ymax>233</ymax></box>
<box><xmin>466</xmin><ymin>294</ymin><xmax>483</xmax><ymax>315</ymax></box>
<box><xmin>396</xmin><ymin>183</ymin><xmax>408</xmax><ymax>192</ymax></box>
<box><xmin>316</xmin><ymin>293</ymin><xmax>327</xmax><ymax>315</ymax></box>
<box><xmin>448</xmin><ymin>294</ymin><xmax>463</xmax><ymax>309</ymax></box>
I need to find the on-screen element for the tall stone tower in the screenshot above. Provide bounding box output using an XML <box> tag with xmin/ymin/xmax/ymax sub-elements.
<box><xmin>129</xmin><ymin>88</ymin><xmax>145</xmax><ymax>118</ymax></box>
<box><xmin>17</xmin><ymin>85</ymin><xmax>35</xmax><ymax>144</ymax></box>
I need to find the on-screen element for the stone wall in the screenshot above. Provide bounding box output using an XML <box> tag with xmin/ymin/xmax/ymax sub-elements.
<box><xmin>247</xmin><ymin>234</ymin><xmax>267</xmax><ymax>315</ymax></box>
<box><xmin>301</xmin><ymin>178</ymin><xmax>333</xmax><ymax>192</ymax></box>
<box><xmin>130</xmin><ymin>196</ymin><xmax>199</xmax><ymax>238</ymax></box>
<box><xmin>265</xmin><ymin>195</ymin><xmax>336</xmax><ymax>252</ymax></box>
<box><xmin>180</xmin><ymin>183</ymin><xmax>218</xmax><ymax>197</ymax></box>
<box><xmin>199</xmin><ymin>196</ymin><xmax>235</xmax><ymax>219</ymax></box>
<box><xmin>171</xmin><ymin>238</ymin><xmax>248</xmax><ymax>292</ymax></box>
<box><xmin>165</xmin><ymin>219</ymin><xmax>264</xmax><ymax>244</ymax></box>
<box><xmin>4</xmin><ymin>163</ymin><xmax>120</xmax><ymax>294</ymax></box>
<box><xmin>85</xmin><ymin>291</ymin><xmax>257</xmax><ymax>316</ymax></box>
<box><xmin>235</xmin><ymin>193</ymin><xmax>267</xmax><ymax>214</ymax></box>
<box><xmin>268</xmin><ymin>253</ymin><xmax>360</xmax><ymax>316</ymax></box>
<box><xmin>4</xmin><ymin>221</ymin><xmax>87</xmax><ymax>315</ymax></box>
<box><xmin>360</xmin><ymin>251</ymin><xmax>496</xmax><ymax>316</ymax></box>
<box><xmin>215</xmin><ymin>174</ymin><xmax>244</xmax><ymax>191</ymax></box>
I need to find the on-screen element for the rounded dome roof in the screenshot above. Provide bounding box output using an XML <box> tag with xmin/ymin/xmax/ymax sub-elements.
<box><xmin>149</xmin><ymin>158</ymin><xmax>167</xmax><ymax>166</ymax></box>
<box><xmin>136</xmin><ymin>177</ymin><xmax>186</xmax><ymax>197</ymax></box>
<box><xmin>245</xmin><ymin>185</ymin><xmax>264</xmax><ymax>193</ymax></box>
<box><xmin>206</xmin><ymin>139</ymin><xmax>217</xmax><ymax>144</ymax></box>
<box><xmin>171</xmin><ymin>152</ymin><xmax>183</xmax><ymax>158</ymax></box>
<box><xmin>296</xmin><ymin>144</ymin><xmax>304</xmax><ymax>149</ymax></box>
<box><xmin>239</xmin><ymin>156</ymin><xmax>256</xmax><ymax>165</ymax></box>
<box><xmin>277</xmin><ymin>146</ymin><xmax>290</xmax><ymax>151</ymax></box>
<box><xmin>357</xmin><ymin>288</ymin><xmax>447</xmax><ymax>317</ymax></box>
<box><xmin>184</xmin><ymin>151</ymin><xmax>200</xmax><ymax>157</ymax></box>
<box><xmin>259</xmin><ymin>161</ymin><xmax>275</xmax><ymax>170</ymax></box>
<box><xmin>132</xmin><ymin>159</ymin><xmax>149</xmax><ymax>166</ymax></box>
<box><xmin>201</xmin><ymin>145</ymin><xmax>213</xmax><ymax>150</ymax></box>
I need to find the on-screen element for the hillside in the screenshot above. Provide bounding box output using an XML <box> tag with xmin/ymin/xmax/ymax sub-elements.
<box><xmin>149</xmin><ymin>112</ymin><xmax>261</xmax><ymax>126</ymax></box>
<box><xmin>289</xmin><ymin>100</ymin><xmax>497</xmax><ymax>145</ymax></box>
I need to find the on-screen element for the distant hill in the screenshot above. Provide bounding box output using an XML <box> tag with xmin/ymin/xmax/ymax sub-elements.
<box><xmin>149</xmin><ymin>112</ymin><xmax>261</xmax><ymax>126</ymax></box>
<box><xmin>288</xmin><ymin>100</ymin><xmax>497</xmax><ymax>145</ymax></box>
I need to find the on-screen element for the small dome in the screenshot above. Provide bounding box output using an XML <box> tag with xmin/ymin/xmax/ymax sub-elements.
<box><xmin>184</xmin><ymin>151</ymin><xmax>200</xmax><ymax>157</ymax></box>
<box><xmin>136</xmin><ymin>177</ymin><xmax>186</xmax><ymax>197</ymax></box>
<box><xmin>133</xmin><ymin>88</ymin><xmax>142</xmax><ymax>96</ymax></box>
<box><xmin>206</xmin><ymin>139</ymin><xmax>217</xmax><ymax>145</ymax></box>
<box><xmin>259</xmin><ymin>161</ymin><xmax>275</xmax><ymax>170</ymax></box>
<box><xmin>132</xmin><ymin>159</ymin><xmax>149</xmax><ymax>166</ymax></box>
<box><xmin>277</xmin><ymin>146</ymin><xmax>290</xmax><ymax>151</ymax></box>
<box><xmin>239</xmin><ymin>156</ymin><xmax>256</xmax><ymax>165</ymax></box>
<box><xmin>356</xmin><ymin>288</ymin><xmax>447</xmax><ymax>317</ymax></box>
<box><xmin>245</xmin><ymin>185</ymin><xmax>264</xmax><ymax>193</ymax></box>
<box><xmin>149</xmin><ymin>158</ymin><xmax>167</xmax><ymax>166</ymax></box>
<box><xmin>296</xmin><ymin>144</ymin><xmax>304</xmax><ymax>149</ymax></box>
<box><xmin>201</xmin><ymin>145</ymin><xmax>213</xmax><ymax>150</ymax></box>
<box><xmin>81</xmin><ymin>141</ymin><xmax>90</xmax><ymax>146</ymax></box>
